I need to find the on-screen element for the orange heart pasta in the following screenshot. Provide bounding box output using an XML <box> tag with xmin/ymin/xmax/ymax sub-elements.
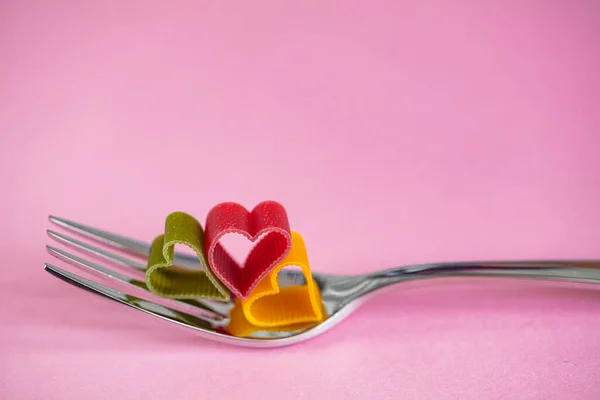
<box><xmin>226</xmin><ymin>231</ymin><xmax>325</xmax><ymax>337</ymax></box>
<box><xmin>226</xmin><ymin>300</ymin><xmax>325</xmax><ymax>338</ymax></box>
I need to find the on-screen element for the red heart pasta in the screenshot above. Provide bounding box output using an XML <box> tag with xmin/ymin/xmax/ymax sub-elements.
<box><xmin>205</xmin><ymin>201</ymin><xmax>292</xmax><ymax>299</ymax></box>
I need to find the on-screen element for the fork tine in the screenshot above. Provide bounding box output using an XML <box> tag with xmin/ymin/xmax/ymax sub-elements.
<box><xmin>48</xmin><ymin>215</ymin><xmax>200</xmax><ymax>266</ymax></box>
<box><xmin>49</xmin><ymin>216</ymin><xmax>150</xmax><ymax>256</ymax></box>
<box><xmin>48</xmin><ymin>245</ymin><xmax>143</xmax><ymax>285</ymax></box>
<box><xmin>43</xmin><ymin>263</ymin><xmax>222</xmax><ymax>333</ymax></box>
<box><xmin>46</xmin><ymin>245</ymin><xmax>226</xmax><ymax>321</ymax></box>
<box><xmin>47</xmin><ymin>230</ymin><xmax>147</xmax><ymax>271</ymax></box>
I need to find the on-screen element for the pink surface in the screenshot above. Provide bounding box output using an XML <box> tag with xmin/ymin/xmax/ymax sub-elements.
<box><xmin>2</xmin><ymin>1</ymin><xmax>600</xmax><ymax>399</ymax></box>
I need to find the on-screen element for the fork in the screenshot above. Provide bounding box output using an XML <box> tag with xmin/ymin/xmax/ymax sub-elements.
<box><xmin>45</xmin><ymin>215</ymin><xmax>600</xmax><ymax>348</ymax></box>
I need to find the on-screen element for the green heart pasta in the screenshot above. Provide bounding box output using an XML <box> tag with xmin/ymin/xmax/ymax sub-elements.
<box><xmin>146</xmin><ymin>212</ymin><xmax>230</xmax><ymax>301</ymax></box>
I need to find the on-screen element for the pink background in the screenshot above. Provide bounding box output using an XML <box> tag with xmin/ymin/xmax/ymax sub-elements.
<box><xmin>2</xmin><ymin>1</ymin><xmax>600</xmax><ymax>399</ymax></box>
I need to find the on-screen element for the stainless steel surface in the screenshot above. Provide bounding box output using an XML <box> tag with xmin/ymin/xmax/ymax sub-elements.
<box><xmin>45</xmin><ymin>215</ymin><xmax>600</xmax><ymax>348</ymax></box>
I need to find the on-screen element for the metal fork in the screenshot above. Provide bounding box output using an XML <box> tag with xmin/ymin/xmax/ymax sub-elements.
<box><xmin>45</xmin><ymin>215</ymin><xmax>600</xmax><ymax>348</ymax></box>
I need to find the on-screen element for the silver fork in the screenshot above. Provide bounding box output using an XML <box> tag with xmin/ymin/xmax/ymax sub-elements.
<box><xmin>45</xmin><ymin>215</ymin><xmax>600</xmax><ymax>348</ymax></box>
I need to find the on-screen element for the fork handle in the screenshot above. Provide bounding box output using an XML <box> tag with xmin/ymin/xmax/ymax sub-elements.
<box><xmin>367</xmin><ymin>260</ymin><xmax>600</xmax><ymax>292</ymax></box>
